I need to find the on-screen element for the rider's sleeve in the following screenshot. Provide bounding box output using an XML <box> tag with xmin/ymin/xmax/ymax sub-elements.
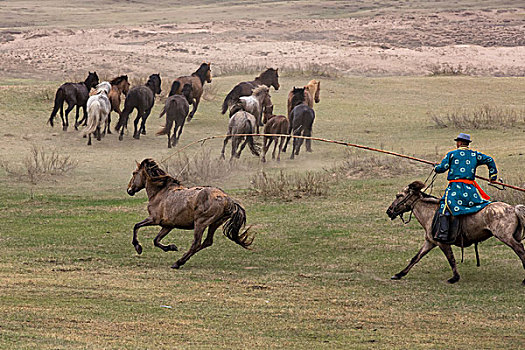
<box><xmin>434</xmin><ymin>152</ymin><xmax>451</xmax><ymax>174</ymax></box>
<box><xmin>477</xmin><ymin>152</ymin><xmax>498</xmax><ymax>181</ymax></box>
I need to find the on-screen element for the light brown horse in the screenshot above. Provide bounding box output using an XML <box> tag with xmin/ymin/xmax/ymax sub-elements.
<box><xmin>127</xmin><ymin>158</ymin><xmax>253</xmax><ymax>269</ymax></box>
<box><xmin>261</xmin><ymin>106</ymin><xmax>289</xmax><ymax>162</ymax></box>
<box><xmin>107</xmin><ymin>75</ymin><xmax>130</xmax><ymax>134</ymax></box>
<box><xmin>168</xmin><ymin>63</ymin><xmax>212</xmax><ymax>122</ymax></box>
<box><xmin>286</xmin><ymin>79</ymin><xmax>320</xmax><ymax>119</ymax></box>
<box><xmin>386</xmin><ymin>180</ymin><xmax>525</xmax><ymax>284</ymax></box>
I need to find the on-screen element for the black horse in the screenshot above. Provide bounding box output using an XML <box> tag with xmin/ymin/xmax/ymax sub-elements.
<box><xmin>282</xmin><ymin>87</ymin><xmax>315</xmax><ymax>158</ymax></box>
<box><xmin>48</xmin><ymin>72</ymin><xmax>99</xmax><ymax>131</ymax></box>
<box><xmin>221</xmin><ymin>68</ymin><xmax>280</xmax><ymax>114</ymax></box>
<box><xmin>157</xmin><ymin>83</ymin><xmax>193</xmax><ymax>148</ymax></box>
<box><xmin>115</xmin><ymin>74</ymin><xmax>162</xmax><ymax>141</ymax></box>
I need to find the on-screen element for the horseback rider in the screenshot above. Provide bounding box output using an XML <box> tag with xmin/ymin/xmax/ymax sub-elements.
<box><xmin>433</xmin><ymin>133</ymin><xmax>498</xmax><ymax>243</ymax></box>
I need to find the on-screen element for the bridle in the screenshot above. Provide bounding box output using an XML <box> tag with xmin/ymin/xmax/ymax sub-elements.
<box><xmin>395</xmin><ymin>169</ymin><xmax>438</xmax><ymax>224</ymax></box>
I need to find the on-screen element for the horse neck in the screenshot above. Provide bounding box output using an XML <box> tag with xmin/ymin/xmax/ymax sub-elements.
<box><xmin>145</xmin><ymin>80</ymin><xmax>157</xmax><ymax>94</ymax></box>
<box><xmin>144</xmin><ymin>176</ymin><xmax>184</xmax><ymax>199</ymax></box>
<box><xmin>411</xmin><ymin>198</ymin><xmax>438</xmax><ymax>229</ymax></box>
<box><xmin>192</xmin><ymin>67</ymin><xmax>207</xmax><ymax>85</ymax></box>
<box><xmin>254</xmin><ymin>75</ymin><xmax>271</xmax><ymax>87</ymax></box>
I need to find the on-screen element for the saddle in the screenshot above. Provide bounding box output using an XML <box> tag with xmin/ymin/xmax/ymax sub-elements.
<box><xmin>431</xmin><ymin>209</ymin><xmax>462</xmax><ymax>244</ymax></box>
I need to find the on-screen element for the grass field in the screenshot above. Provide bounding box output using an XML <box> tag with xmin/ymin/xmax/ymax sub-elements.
<box><xmin>1</xmin><ymin>73</ymin><xmax>525</xmax><ymax>349</ymax></box>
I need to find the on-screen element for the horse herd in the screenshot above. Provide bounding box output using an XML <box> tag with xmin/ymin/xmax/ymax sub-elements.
<box><xmin>47</xmin><ymin>64</ymin><xmax>321</xmax><ymax>161</ymax></box>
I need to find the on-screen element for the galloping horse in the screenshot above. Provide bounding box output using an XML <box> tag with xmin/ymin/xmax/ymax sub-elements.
<box><xmin>107</xmin><ymin>75</ymin><xmax>130</xmax><ymax>134</ymax></box>
<box><xmin>286</xmin><ymin>79</ymin><xmax>321</xmax><ymax>119</ymax></box>
<box><xmin>82</xmin><ymin>82</ymin><xmax>111</xmax><ymax>146</ymax></box>
<box><xmin>229</xmin><ymin>85</ymin><xmax>271</xmax><ymax>133</ymax></box>
<box><xmin>261</xmin><ymin>105</ymin><xmax>289</xmax><ymax>163</ymax></box>
<box><xmin>48</xmin><ymin>72</ymin><xmax>99</xmax><ymax>131</ymax></box>
<box><xmin>156</xmin><ymin>83</ymin><xmax>193</xmax><ymax>148</ymax></box>
<box><xmin>221</xmin><ymin>111</ymin><xmax>260</xmax><ymax>161</ymax></box>
<box><xmin>168</xmin><ymin>63</ymin><xmax>212</xmax><ymax>121</ymax></box>
<box><xmin>127</xmin><ymin>158</ymin><xmax>254</xmax><ymax>269</ymax></box>
<box><xmin>386</xmin><ymin>181</ymin><xmax>525</xmax><ymax>284</ymax></box>
<box><xmin>221</xmin><ymin>68</ymin><xmax>280</xmax><ymax>114</ymax></box>
<box><xmin>283</xmin><ymin>87</ymin><xmax>315</xmax><ymax>157</ymax></box>
<box><xmin>115</xmin><ymin>74</ymin><xmax>162</xmax><ymax>140</ymax></box>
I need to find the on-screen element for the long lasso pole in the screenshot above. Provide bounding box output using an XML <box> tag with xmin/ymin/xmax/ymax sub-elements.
<box><xmin>160</xmin><ymin>133</ymin><xmax>525</xmax><ymax>193</ymax></box>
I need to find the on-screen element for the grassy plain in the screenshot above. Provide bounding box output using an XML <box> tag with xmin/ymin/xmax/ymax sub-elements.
<box><xmin>1</xmin><ymin>74</ymin><xmax>525</xmax><ymax>349</ymax></box>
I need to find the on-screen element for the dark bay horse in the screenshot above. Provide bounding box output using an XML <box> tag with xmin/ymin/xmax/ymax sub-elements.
<box><xmin>283</xmin><ymin>87</ymin><xmax>315</xmax><ymax>158</ymax></box>
<box><xmin>386</xmin><ymin>181</ymin><xmax>525</xmax><ymax>284</ymax></box>
<box><xmin>48</xmin><ymin>72</ymin><xmax>99</xmax><ymax>131</ymax></box>
<box><xmin>168</xmin><ymin>63</ymin><xmax>212</xmax><ymax>122</ymax></box>
<box><xmin>261</xmin><ymin>106</ymin><xmax>289</xmax><ymax>163</ymax></box>
<box><xmin>115</xmin><ymin>74</ymin><xmax>162</xmax><ymax>140</ymax></box>
<box><xmin>156</xmin><ymin>83</ymin><xmax>193</xmax><ymax>148</ymax></box>
<box><xmin>107</xmin><ymin>75</ymin><xmax>130</xmax><ymax>134</ymax></box>
<box><xmin>221</xmin><ymin>68</ymin><xmax>280</xmax><ymax>114</ymax></box>
<box><xmin>127</xmin><ymin>158</ymin><xmax>254</xmax><ymax>269</ymax></box>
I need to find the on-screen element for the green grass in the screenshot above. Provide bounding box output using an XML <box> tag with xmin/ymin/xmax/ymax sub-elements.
<box><xmin>1</xmin><ymin>74</ymin><xmax>525</xmax><ymax>349</ymax></box>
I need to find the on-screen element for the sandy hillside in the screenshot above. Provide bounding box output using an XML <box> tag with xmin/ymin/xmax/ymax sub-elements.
<box><xmin>1</xmin><ymin>7</ymin><xmax>524</xmax><ymax>80</ymax></box>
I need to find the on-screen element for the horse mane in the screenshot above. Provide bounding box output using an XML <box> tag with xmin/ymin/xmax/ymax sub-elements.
<box><xmin>256</xmin><ymin>68</ymin><xmax>277</xmax><ymax>81</ymax></box>
<box><xmin>140</xmin><ymin>158</ymin><xmax>181</xmax><ymax>187</ymax></box>
<box><xmin>408</xmin><ymin>180</ymin><xmax>440</xmax><ymax>202</ymax></box>
<box><xmin>110</xmin><ymin>75</ymin><xmax>128</xmax><ymax>85</ymax></box>
<box><xmin>291</xmin><ymin>87</ymin><xmax>305</xmax><ymax>107</ymax></box>
<box><xmin>192</xmin><ymin>63</ymin><xmax>210</xmax><ymax>84</ymax></box>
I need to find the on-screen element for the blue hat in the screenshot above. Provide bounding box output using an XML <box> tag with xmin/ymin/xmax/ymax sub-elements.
<box><xmin>454</xmin><ymin>133</ymin><xmax>471</xmax><ymax>143</ymax></box>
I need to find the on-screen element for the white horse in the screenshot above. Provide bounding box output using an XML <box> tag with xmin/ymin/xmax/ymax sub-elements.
<box><xmin>229</xmin><ymin>85</ymin><xmax>271</xmax><ymax>133</ymax></box>
<box><xmin>221</xmin><ymin>111</ymin><xmax>260</xmax><ymax>161</ymax></box>
<box><xmin>82</xmin><ymin>82</ymin><xmax>111</xmax><ymax>145</ymax></box>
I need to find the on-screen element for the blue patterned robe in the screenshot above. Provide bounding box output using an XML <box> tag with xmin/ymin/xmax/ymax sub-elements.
<box><xmin>434</xmin><ymin>147</ymin><xmax>497</xmax><ymax>216</ymax></box>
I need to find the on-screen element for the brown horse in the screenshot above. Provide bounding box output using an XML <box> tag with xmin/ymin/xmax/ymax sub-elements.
<box><xmin>156</xmin><ymin>84</ymin><xmax>193</xmax><ymax>148</ymax></box>
<box><xmin>386</xmin><ymin>180</ymin><xmax>525</xmax><ymax>284</ymax></box>
<box><xmin>286</xmin><ymin>79</ymin><xmax>320</xmax><ymax>119</ymax></box>
<box><xmin>261</xmin><ymin>106</ymin><xmax>289</xmax><ymax>163</ymax></box>
<box><xmin>127</xmin><ymin>158</ymin><xmax>254</xmax><ymax>269</ymax></box>
<box><xmin>107</xmin><ymin>75</ymin><xmax>130</xmax><ymax>134</ymax></box>
<box><xmin>221</xmin><ymin>68</ymin><xmax>280</xmax><ymax>114</ymax></box>
<box><xmin>168</xmin><ymin>63</ymin><xmax>212</xmax><ymax>121</ymax></box>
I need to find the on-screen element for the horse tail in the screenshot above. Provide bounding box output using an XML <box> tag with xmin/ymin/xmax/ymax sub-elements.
<box><xmin>246</xmin><ymin>118</ymin><xmax>260</xmax><ymax>156</ymax></box>
<box><xmin>49</xmin><ymin>87</ymin><xmax>65</xmax><ymax>126</ymax></box>
<box><xmin>223</xmin><ymin>200</ymin><xmax>254</xmax><ymax>249</ymax></box>
<box><xmin>169</xmin><ymin>80</ymin><xmax>181</xmax><ymax>97</ymax></box>
<box><xmin>82</xmin><ymin>100</ymin><xmax>100</xmax><ymax>136</ymax></box>
<box><xmin>222</xmin><ymin>85</ymin><xmax>241</xmax><ymax>114</ymax></box>
<box><xmin>514</xmin><ymin>205</ymin><xmax>525</xmax><ymax>241</ymax></box>
<box><xmin>156</xmin><ymin>117</ymin><xmax>173</xmax><ymax>136</ymax></box>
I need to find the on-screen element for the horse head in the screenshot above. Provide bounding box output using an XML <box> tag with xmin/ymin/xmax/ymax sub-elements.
<box><xmin>204</xmin><ymin>62</ymin><xmax>212</xmax><ymax>83</ymax></box>
<box><xmin>147</xmin><ymin>74</ymin><xmax>162</xmax><ymax>95</ymax></box>
<box><xmin>386</xmin><ymin>181</ymin><xmax>425</xmax><ymax>220</ymax></box>
<box><xmin>86</xmin><ymin>71</ymin><xmax>100</xmax><ymax>89</ymax></box>
<box><xmin>127</xmin><ymin>160</ymin><xmax>148</xmax><ymax>196</ymax></box>
<box><xmin>259</xmin><ymin>68</ymin><xmax>280</xmax><ymax>90</ymax></box>
<box><xmin>307</xmin><ymin>80</ymin><xmax>320</xmax><ymax>103</ymax></box>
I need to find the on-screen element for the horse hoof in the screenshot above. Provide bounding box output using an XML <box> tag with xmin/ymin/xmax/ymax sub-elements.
<box><xmin>141</xmin><ymin>130</ymin><xmax>146</xmax><ymax>135</ymax></box>
<box><xmin>134</xmin><ymin>245</ymin><xmax>143</xmax><ymax>255</ymax></box>
<box><xmin>447</xmin><ymin>276</ymin><xmax>460</xmax><ymax>284</ymax></box>
<box><xmin>261</xmin><ymin>158</ymin><xmax>266</xmax><ymax>163</ymax></box>
<box><xmin>107</xmin><ymin>130</ymin><xmax>112</xmax><ymax>134</ymax></box>
<box><xmin>119</xmin><ymin>135</ymin><xmax>123</xmax><ymax>141</ymax></box>
<box><xmin>391</xmin><ymin>274</ymin><xmax>402</xmax><ymax>280</ymax></box>
<box><xmin>63</xmin><ymin>126</ymin><xmax>68</xmax><ymax>131</ymax></box>
<box><xmin>171</xmin><ymin>262</ymin><xmax>181</xmax><ymax>269</ymax></box>
<box><xmin>133</xmin><ymin>134</ymin><xmax>140</xmax><ymax>140</ymax></box>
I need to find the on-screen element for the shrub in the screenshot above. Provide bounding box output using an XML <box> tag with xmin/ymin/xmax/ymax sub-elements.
<box><xmin>429</xmin><ymin>105</ymin><xmax>525</xmax><ymax>129</ymax></box>
<box><xmin>250</xmin><ymin>170</ymin><xmax>330</xmax><ymax>200</ymax></box>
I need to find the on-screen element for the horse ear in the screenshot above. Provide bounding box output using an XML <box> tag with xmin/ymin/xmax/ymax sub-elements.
<box><xmin>135</xmin><ymin>160</ymin><xmax>140</xmax><ymax>167</ymax></box>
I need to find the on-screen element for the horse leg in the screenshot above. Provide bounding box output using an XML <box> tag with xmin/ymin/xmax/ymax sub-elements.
<box><xmin>439</xmin><ymin>244</ymin><xmax>460</xmax><ymax>284</ymax></box>
<box><xmin>221</xmin><ymin>136</ymin><xmax>231</xmax><ymax>159</ymax></box>
<box><xmin>277</xmin><ymin>136</ymin><xmax>286</xmax><ymax>161</ymax></box>
<box><xmin>391</xmin><ymin>240</ymin><xmax>436</xmax><ymax>280</ymax></box>
<box><xmin>132</xmin><ymin>217</ymin><xmax>155</xmax><ymax>254</ymax></box>
<box><xmin>230</xmin><ymin>137</ymin><xmax>240</xmax><ymax>161</ymax></box>
<box><xmin>305</xmin><ymin>127</ymin><xmax>313</xmax><ymax>152</ymax></box>
<box><xmin>172</xmin><ymin>224</ymin><xmax>206</xmax><ymax>269</ymax></box>
<box><xmin>174</xmin><ymin>121</ymin><xmax>185</xmax><ymax>147</ymax></box>
<box><xmin>64</xmin><ymin>103</ymin><xmax>75</xmax><ymax>131</ymax></box>
<box><xmin>187</xmin><ymin>96</ymin><xmax>200</xmax><ymax>122</ymax></box>
<box><xmin>272</xmin><ymin>136</ymin><xmax>279</xmax><ymax>160</ymax></box>
<box><xmin>261</xmin><ymin>136</ymin><xmax>270</xmax><ymax>163</ymax></box>
<box><xmin>106</xmin><ymin>111</ymin><xmax>112</xmax><ymax>134</ymax></box>
<box><xmin>494</xmin><ymin>235</ymin><xmax>525</xmax><ymax>285</ymax></box>
<box><xmin>133</xmin><ymin>109</ymin><xmax>143</xmax><ymax>139</ymax></box>
<box><xmin>237</xmin><ymin>137</ymin><xmax>249</xmax><ymax>158</ymax></box>
<box><xmin>153</xmin><ymin>227</ymin><xmax>178</xmax><ymax>252</ymax></box>
<box><xmin>140</xmin><ymin>108</ymin><xmax>152</xmax><ymax>135</ymax></box>
<box><xmin>87</xmin><ymin>133</ymin><xmax>92</xmax><ymax>146</ymax></box>
<box><xmin>196</xmin><ymin>222</ymin><xmax>221</xmax><ymax>253</ymax></box>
